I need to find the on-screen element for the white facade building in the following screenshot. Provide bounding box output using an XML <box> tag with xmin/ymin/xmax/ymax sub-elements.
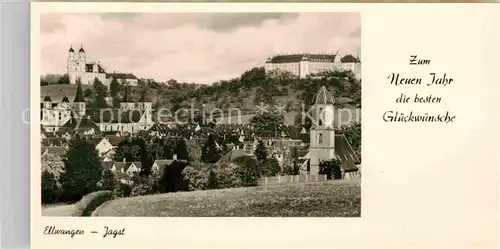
<box><xmin>67</xmin><ymin>45</ymin><xmax>139</xmax><ymax>86</ymax></box>
<box><xmin>40</xmin><ymin>83</ymin><xmax>86</xmax><ymax>132</ymax></box>
<box><xmin>264</xmin><ymin>53</ymin><xmax>361</xmax><ymax>80</ymax></box>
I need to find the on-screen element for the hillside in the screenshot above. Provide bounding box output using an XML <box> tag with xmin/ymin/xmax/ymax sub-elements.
<box><xmin>41</xmin><ymin>67</ymin><xmax>361</xmax><ymax>115</ymax></box>
<box><xmin>93</xmin><ymin>180</ymin><xmax>361</xmax><ymax>217</ymax></box>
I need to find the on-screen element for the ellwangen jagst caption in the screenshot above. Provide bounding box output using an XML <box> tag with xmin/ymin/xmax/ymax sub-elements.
<box><xmin>43</xmin><ymin>225</ymin><xmax>125</xmax><ymax>238</ymax></box>
<box><xmin>383</xmin><ymin>55</ymin><xmax>456</xmax><ymax>124</ymax></box>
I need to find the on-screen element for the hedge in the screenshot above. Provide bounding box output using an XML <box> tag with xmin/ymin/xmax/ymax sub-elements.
<box><xmin>74</xmin><ymin>190</ymin><xmax>114</xmax><ymax>216</ymax></box>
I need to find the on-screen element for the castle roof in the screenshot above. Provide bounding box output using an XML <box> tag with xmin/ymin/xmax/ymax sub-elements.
<box><xmin>78</xmin><ymin>46</ymin><xmax>85</xmax><ymax>53</ymax></box>
<box><xmin>312</xmin><ymin>86</ymin><xmax>335</xmax><ymax>105</ymax></box>
<box><xmin>267</xmin><ymin>53</ymin><xmax>337</xmax><ymax>64</ymax></box>
<box><xmin>43</xmin><ymin>96</ymin><xmax>52</xmax><ymax>102</ymax></box>
<box><xmin>69</xmin><ymin>46</ymin><xmax>74</xmax><ymax>52</ymax></box>
<box><xmin>73</xmin><ymin>82</ymin><xmax>85</xmax><ymax>103</ymax></box>
<box><xmin>62</xmin><ymin>96</ymin><xmax>69</xmax><ymax>102</ymax></box>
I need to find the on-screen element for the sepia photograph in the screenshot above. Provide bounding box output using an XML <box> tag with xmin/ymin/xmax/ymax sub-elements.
<box><xmin>39</xmin><ymin>12</ymin><xmax>362</xmax><ymax>217</ymax></box>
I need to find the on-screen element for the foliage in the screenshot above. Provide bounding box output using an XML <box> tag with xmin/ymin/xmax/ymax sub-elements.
<box><xmin>319</xmin><ymin>159</ymin><xmax>342</xmax><ymax>180</ymax></box>
<box><xmin>186</xmin><ymin>139</ymin><xmax>202</xmax><ymax>162</ymax></box>
<box><xmin>41</xmin><ymin>154</ymin><xmax>64</xmax><ymax>179</ymax></box>
<box><xmin>158</xmin><ymin>160</ymin><xmax>189</xmax><ymax>193</ymax></box>
<box><xmin>113</xmin><ymin>183</ymin><xmax>132</xmax><ymax>198</ymax></box>
<box><xmin>174</xmin><ymin>138</ymin><xmax>189</xmax><ymax>160</ymax></box>
<box><xmin>254</xmin><ymin>140</ymin><xmax>267</xmax><ymax>161</ymax></box>
<box><xmin>201</xmin><ymin>134</ymin><xmax>221</xmax><ymax>163</ymax></box>
<box><xmin>57</xmin><ymin>74</ymin><xmax>70</xmax><ymax>85</ymax></box>
<box><xmin>211</xmin><ymin>163</ymin><xmax>241</xmax><ymax>189</ymax></box>
<box><xmin>130</xmin><ymin>181</ymin><xmax>157</xmax><ymax>197</ymax></box>
<box><xmin>99</xmin><ymin>169</ymin><xmax>116</xmax><ymax>191</ymax></box>
<box><xmin>233</xmin><ymin>156</ymin><xmax>261</xmax><ymax>187</ymax></box>
<box><xmin>41</xmin><ymin>170</ymin><xmax>60</xmax><ymax>204</ymax></box>
<box><xmin>91</xmin><ymin>77</ymin><xmax>109</xmax><ymax>108</ymax></box>
<box><xmin>182</xmin><ymin>163</ymin><xmax>211</xmax><ymax>191</ymax></box>
<box><xmin>109</xmin><ymin>77</ymin><xmax>121</xmax><ymax>98</ymax></box>
<box><xmin>59</xmin><ymin>136</ymin><xmax>103</xmax><ymax>202</ymax></box>
<box><xmin>250</xmin><ymin>113</ymin><xmax>284</xmax><ymax>138</ymax></box>
<box><xmin>260</xmin><ymin>157</ymin><xmax>281</xmax><ymax>177</ymax></box>
<box><xmin>341</xmin><ymin>122</ymin><xmax>361</xmax><ymax>161</ymax></box>
<box><xmin>74</xmin><ymin>190</ymin><xmax>114</xmax><ymax>216</ymax></box>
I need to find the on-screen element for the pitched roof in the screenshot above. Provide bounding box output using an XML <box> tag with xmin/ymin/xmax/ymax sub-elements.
<box><xmin>217</xmin><ymin>149</ymin><xmax>247</xmax><ymax>165</ymax></box>
<box><xmin>313</xmin><ymin>86</ymin><xmax>335</xmax><ymax>105</ymax></box>
<box><xmin>114</xmin><ymin>162</ymin><xmax>142</xmax><ymax>171</ymax></box>
<box><xmin>105</xmin><ymin>135</ymin><xmax>123</xmax><ymax>146</ymax></box>
<box><xmin>59</xmin><ymin>116</ymin><xmax>100</xmax><ymax>132</ymax></box>
<box><xmin>267</xmin><ymin>54</ymin><xmax>337</xmax><ymax>64</ymax></box>
<box><xmin>41</xmin><ymin>146</ymin><xmax>67</xmax><ymax>156</ymax></box>
<box><xmin>73</xmin><ymin>82</ymin><xmax>85</xmax><ymax>103</ymax></box>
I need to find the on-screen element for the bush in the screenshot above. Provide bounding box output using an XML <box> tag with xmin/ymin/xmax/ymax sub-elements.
<box><xmin>74</xmin><ymin>190</ymin><xmax>114</xmax><ymax>216</ymax></box>
<box><xmin>41</xmin><ymin>170</ymin><xmax>60</xmax><ymax>204</ymax></box>
<box><xmin>212</xmin><ymin>163</ymin><xmax>241</xmax><ymax>189</ymax></box>
<box><xmin>113</xmin><ymin>183</ymin><xmax>132</xmax><ymax>198</ymax></box>
<box><xmin>233</xmin><ymin>156</ymin><xmax>261</xmax><ymax>187</ymax></box>
<box><xmin>260</xmin><ymin>158</ymin><xmax>281</xmax><ymax>177</ymax></box>
<box><xmin>99</xmin><ymin>169</ymin><xmax>116</xmax><ymax>191</ymax></box>
<box><xmin>130</xmin><ymin>180</ymin><xmax>157</xmax><ymax>197</ymax></box>
<box><xmin>182</xmin><ymin>166</ymin><xmax>210</xmax><ymax>191</ymax></box>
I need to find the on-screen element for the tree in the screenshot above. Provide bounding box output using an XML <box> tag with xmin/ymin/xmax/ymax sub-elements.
<box><xmin>233</xmin><ymin>156</ymin><xmax>261</xmax><ymax>187</ymax></box>
<box><xmin>41</xmin><ymin>170</ymin><xmax>60</xmax><ymax>204</ymax></box>
<box><xmin>319</xmin><ymin>159</ymin><xmax>342</xmax><ymax>180</ymax></box>
<box><xmin>174</xmin><ymin>138</ymin><xmax>190</xmax><ymax>160</ymax></box>
<box><xmin>254</xmin><ymin>140</ymin><xmax>267</xmax><ymax>162</ymax></box>
<box><xmin>59</xmin><ymin>136</ymin><xmax>103</xmax><ymax>202</ymax></box>
<box><xmin>186</xmin><ymin>139</ymin><xmax>202</xmax><ymax>162</ymax></box>
<box><xmin>201</xmin><ymin>134</ymin><xmax>221</xmax><ymax>163</ymax></box>
<box><xmin>109</xmin><ymin>77</ymin><xmax>120</xmax><ymax>98</ymax></box>
<box><xmin>250</xmin><ymin>113</ymin><xmax>284</xmax><ymax>137</ymax></box>
<box><xmin>56</xmin><ymin>74</ymin><xmax>70</xmax><ymax>85</ymax></box>
<box><xmin>140</xmin><ymin>151</ymin><xmax>155</xmax><ymax>176</ymax></box>
<box><xmin>260</xmin><ymin>157</ymin><xmax>281</xmax><ymax>177</ymax></box>
<box><xmin>92</xmin><ymin>77</ymin><xmax>109</xmax><ymax>108</ymax></box>
<box><xmin>99</xmin><ymin>169</ymin><xmax>116</xmax><ymax>191</ymax></box>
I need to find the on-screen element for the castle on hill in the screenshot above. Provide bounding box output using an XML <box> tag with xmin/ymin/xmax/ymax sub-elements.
<box><xmin>264</xmin><ymin>52</ymin><xmax>361</xmax><ymax>80</ymax></box>
<box><xmin>67</xmin><ymin>45</ymin><xmax>139</xmax><ymax>86</ymax></box>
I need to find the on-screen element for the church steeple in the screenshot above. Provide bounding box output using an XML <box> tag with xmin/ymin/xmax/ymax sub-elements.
<box><xmin>78</xmin><ymin>45</ymin><xmax>85</xmax><ymax>53</ymax></box>
<box><xmin>73</xmin><ymin>81</ymin><xmax>85</xmax><ymax>103</ymax></box>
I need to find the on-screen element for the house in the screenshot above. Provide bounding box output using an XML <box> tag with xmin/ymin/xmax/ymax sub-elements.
<box><xmin>41</xmin><ymin>146</ymin><xmax>67</xmax><ymax>157</ymax></box>
<box><xmin>94</xmin><ymin>137</ymin><xmax>114</xmax><ymax>156</ymax></box>
<box><xmin>151</xmin><ymin>156</ymin><xmax>188</xmax><ymax>176</ymax></box>
<box><xmin>111</xmin><ymin>161</ymin><xmax>142</xmax><ymax>184</ymax></box>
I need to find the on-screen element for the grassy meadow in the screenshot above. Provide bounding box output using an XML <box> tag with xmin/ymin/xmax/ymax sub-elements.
<box><xmin>94</xmin><ymin>180</ymin><xmax>361</xmax><ymax>217</ymax></box>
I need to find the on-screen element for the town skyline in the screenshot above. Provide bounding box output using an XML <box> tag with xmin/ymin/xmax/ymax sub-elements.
<box><xmin>41</xmin><ymin>12</ymin><xmax>361</xmax><ymax>84</ymax></box>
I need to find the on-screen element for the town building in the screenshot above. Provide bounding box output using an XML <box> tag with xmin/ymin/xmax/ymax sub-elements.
<box><xmin>67</xmin><ymin>45</ymin><xmax>139</xmax><ymax>86</ymax></box>
<box><xmin>264</xmin><ymin>52</ymin><xmax>361</xmax><ymax>79</ymax></box>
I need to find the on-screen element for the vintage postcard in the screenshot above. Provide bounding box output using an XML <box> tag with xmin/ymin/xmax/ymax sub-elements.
<box><xmin>30</xmin><ymin>2</ymin><xmax>498</xmax><ymax>249</ymax></box>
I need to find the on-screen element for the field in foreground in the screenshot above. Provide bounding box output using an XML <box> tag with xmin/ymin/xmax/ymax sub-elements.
<box><xmin>95</xmin><ymin>180</ymin><xmax>361</xmax><ymax>217</ymax></box>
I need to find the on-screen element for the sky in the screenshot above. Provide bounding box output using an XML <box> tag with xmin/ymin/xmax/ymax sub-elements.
<box><xmin>40</xmin><ymin>12</ymin><xmax>360</xmax><ymax>84</ymax></box>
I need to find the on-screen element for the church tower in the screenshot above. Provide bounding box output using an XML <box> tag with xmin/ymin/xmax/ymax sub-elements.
<box><xmin>309</xmin><ymin>86</ymin><xmax>336</xmax><ymax>175</ymax></box>
<box><xmin>72</xmin><ymin>81</ymin><xmax>86</xmax><ymax>117</ymax></box>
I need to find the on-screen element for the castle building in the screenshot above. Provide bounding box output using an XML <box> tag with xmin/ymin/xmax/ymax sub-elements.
<box><xmin>67</xmin><ymin>45</ymin><xmax>139</xmax><ymax>86</ymax></box>
<box><xmin>307</xmin><ymin>86</ymin><xmax>360</xmax><ymax>177</ymax></box>
<box><xmin>264</xmin><ymin>52</ymin><xmax>361</xmax><ymax>80</ymax></box>
<box><xmin>88</xmin><ymin>86</ymin><xmax>154</xmax><ymax>134</ymax></box>
<box><xmin>40</xmin><ymin>83</ymin><xmax>87</xmax><ymax>132</ymax></box>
